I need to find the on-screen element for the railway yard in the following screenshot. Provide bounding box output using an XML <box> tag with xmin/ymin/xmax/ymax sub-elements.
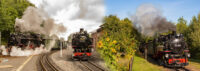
<box><xmin>0</xmin><ymin>45</ymin><xmax>108</xmax><ymax>71</ymax></box>
<box><xmin>50</xmin><ymin>46</ymin><xmax>108</xmax><ymax>71</ymax></box>
<box><xmin>0</xmin><ymin>45</ymin><xmax>200</xmax><ymax>71</ymax></box>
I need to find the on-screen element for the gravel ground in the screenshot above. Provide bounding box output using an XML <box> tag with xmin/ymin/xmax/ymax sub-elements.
<box><xmin>0</xmin><ymin>56</ymin><xmax>26</xmax><ymax>71</ymax></box>
<box><xmin>21</xmin><ymin>55</ymin><xmax>38</xmax><ymax>71</ymax></box>
<box><xmin>90</xmin><ymin>48</ymin><xmax>109</xmax><ymax>71</ymax></box>
<box><xmin>0</xmin><ymin>55</ymin><xmax>38</xmax><ymax>71</ymax></box>
<box><xmin>51</xmin><ymin>46</ymin><xmax>108</xmax><ymax>71</ymax></box>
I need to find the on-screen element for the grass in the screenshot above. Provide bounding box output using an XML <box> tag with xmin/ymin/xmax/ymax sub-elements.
<box><xmin>132</xmin><ymin>56</ymin><xmax>163</xmax><ymax>71</ymax></box>
<box><xmin>98</xmin><ymin>50</ymin><xmax>164</xmax><ymax>71</ymax></box>
<box><xmin>189</xmin><ymin>59</ymin><xmax>200</xmax><ymax>69</ymax></box>
<box><xmin>190</xmin><ymin>59</ymin><xmax>200</xmax><ymax>63</ymax></box>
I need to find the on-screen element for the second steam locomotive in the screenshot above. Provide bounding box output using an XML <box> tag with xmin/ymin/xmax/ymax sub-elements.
<box><xmin>72</xmin><ymin>28</ymin><xmax>93</xmax><ymax>60</ymax></box>
<box><xmin>140</xmin><ymin>31</ymin><xmax>190</xmax><ymax>67</ymax></box>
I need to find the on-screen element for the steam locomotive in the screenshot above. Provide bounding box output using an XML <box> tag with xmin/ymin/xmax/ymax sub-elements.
<box><xmin>7</xmin><ymin>33</ymin><xmax>45</xmax><ymax>49</ymax></box>
<box><xmin>72</xmin><ymin>28</ymin><xmax>93</xmax><ymax>60</ymax></box>
<box><xmin>139</xmin><ymin>31</ymin><xmax>190</xmax><ymax>67</ymax></box>
<box><xmin>7</xmin><ymin>33</ymin><xmax>67</xmax><ymax>50</ymax></box>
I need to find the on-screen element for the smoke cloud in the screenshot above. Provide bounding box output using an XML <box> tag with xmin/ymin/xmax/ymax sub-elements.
<box><xmin>0</xmin><ymin>43</ymin><xmax>56</xmax><ymax>56</ymax></box>
<box><xmin>1</xmin><ymin>0</ymin><xmax>105</xmax><ymax>56</ymax></box>
<box><xmin>0</xmin><ymin>45</ymin><xmax>8</xmax><ymax>55</ymax></box>
<box><xmin>15</xmin><ymin>6</ymin><xmax>66</xmax><ymax>37</ymax></box>
<box><xmin>132</xmin><ymin>4</ymin><xmax>176</xmax><ymax>36</ymax></box>
<box><xmin>10</xmin><ymin>45</ymin><xmax>46</xmax><ymax>56</ymax></box>
<box><xmin>28</xmin><ymin>0</ymin><xmax>105</xmax><ymax>40</ymax></box>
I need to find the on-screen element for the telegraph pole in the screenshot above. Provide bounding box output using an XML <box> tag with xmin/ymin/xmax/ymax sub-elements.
<box><xmin>60</xmin><ymin>41</ymin><xmax>63</xmax><ymax>57</ymax></box>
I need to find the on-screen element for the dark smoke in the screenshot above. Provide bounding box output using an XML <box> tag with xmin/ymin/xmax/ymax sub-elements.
<box><xmin>132</xmin><ymin>4</ymin><xmax>176</xmax><ymax>36</ymax></box>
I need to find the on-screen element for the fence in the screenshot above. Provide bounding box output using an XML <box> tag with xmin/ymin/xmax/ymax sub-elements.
<box><xmin>129</xmin><ymin>56</ymin><xmax>134</xmax><ymax>71</ymax></box>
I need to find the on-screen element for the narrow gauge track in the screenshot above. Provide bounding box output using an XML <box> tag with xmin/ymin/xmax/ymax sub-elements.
<box><xmin>39</xmin><ymin>52</ymin><xmax>60</xmax><ymax>71</ymax></box>
<box><xmin>165</xmin><ymin>67</ymin><xmax>190</xmax><ymax>71</ymax></box>
<box><xmin>173</xmin><ymin>67</ymin><xmax>190</xmax><ymax>71</ymax></box>
<box><xmin>80</xmin><ymin>61</ymin><xmax>105</xmax><ymax>71</ymax></box>
<box><xmin>142</xmin><ymin>55</ymin><xmax>190</xmax><ymax>71</ymax></box>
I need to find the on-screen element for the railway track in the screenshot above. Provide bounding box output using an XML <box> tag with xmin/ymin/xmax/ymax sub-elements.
<box><xmin>143</xmin><ymin>55</ymin><xmax>190</xmax><ymax>71</ymax></box>
<box><xmin>165</xmin><ymin>67</ymin><xmax>190</xmax><ymax>71</ymax></box>
<box><xmin>38</xmin><ymin>52</ymin><xmax>60</xmax><ymax>71</ymax></box>
<box><xmin>80</xmin><ymin>61</ymin><xmax>105</xmax><ymax>71</ymax></box>
<box><xmin>173</xmin><ymin>67</ymin><xmax>190</xmax><ymax>71</ymax></box>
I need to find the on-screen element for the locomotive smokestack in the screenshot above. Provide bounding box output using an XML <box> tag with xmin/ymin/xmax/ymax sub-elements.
<box><xmin>131</xmin><ymin>4</ymin><xmax>176</xmax><ymax>36</ymax></box>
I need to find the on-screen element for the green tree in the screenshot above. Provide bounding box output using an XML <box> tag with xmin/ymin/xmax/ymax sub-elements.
<box><xmin>0</xmin><ymin>0</ymin><xmax>33</xmax><ymax>44</ymax></box>
<box><xmin>176</xmin><ymin>17</ymin><xmax>188</xmax><ymax>35</ymax></box>
<box><xmin>188</xmin><ymin>14</ymin><xmax>200</xmax><ymax>59</ymax></box>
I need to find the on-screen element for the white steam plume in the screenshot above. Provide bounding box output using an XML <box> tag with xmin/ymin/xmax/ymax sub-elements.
<box><xmin>28</xmin><ymin>0</ymin><xmax>105</xmax><ymax>40</ymax></box>
<box><xmin>14</xmin><ymin>6</ymin><xmax>64</xmax><ymax>56</ymax></box>
<box><xmin>15</xmin><ymin>6</ymin><xmax>66</xmax><ymax>37</ymax></box>
<box><xmin>0</xmin><ymin>39</ymin><xmax>55</xmax><ymax>56</ymax></box>
<box><xmin>0</xmin><ymin>45</ymin><xmax>8</xmax><ymax>55</ymax></box>
<box><xmin>132</xmin><ymin>4</ymin><xmax>176</xmax><ymax>36</ymax></box>
<box><xmin>10</xmin><ymin>45</ymin><xmax>49</xmax><ymax>56</ymax></box>
<box><xmin>0</xmin><ymin>45</ymin><xmax>50</xmax><ymax>56</ymax></box>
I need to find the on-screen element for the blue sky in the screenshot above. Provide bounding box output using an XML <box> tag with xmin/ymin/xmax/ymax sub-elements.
<box><xmin>105</xmin><ymin>0</ymin><xmax>200</xmax><ymax>23</ymax></box>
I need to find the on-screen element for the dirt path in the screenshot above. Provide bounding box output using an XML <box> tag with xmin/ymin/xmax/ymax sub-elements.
<box><xmin>185</xmin><ymin>61</ymin><xmax>200</xmax><ymax>71</ymax></box>
<box><xmin>0</xmin><ymin>55</ymin><xmax>38</xmax><ymax>71</ymax></box>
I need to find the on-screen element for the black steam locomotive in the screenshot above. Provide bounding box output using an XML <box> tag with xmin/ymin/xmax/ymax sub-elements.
<box><xmin>140</xmin><ymin>31</ymin><xmax>190</xmax><ymax>67</ymax></box>
<box><xmin>7</xmin><ymin>33</ymin><xmax>44</xmax><ymax>49</ymax></box>
<box><xmin>7</xmin><ymin>33</ymin><xmax>68</xmax><ymax>50</ymax></box>
<box><xmin>72</xmin><ymin>28</ymin><xmax>93</xmax><ymax>60</ymax></box>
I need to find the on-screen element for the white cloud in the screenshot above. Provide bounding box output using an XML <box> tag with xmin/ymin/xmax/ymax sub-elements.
<box><xmin>28</xmin><ymin>0</ymin><xmax>105</xmax><ymax>40</ymax></box>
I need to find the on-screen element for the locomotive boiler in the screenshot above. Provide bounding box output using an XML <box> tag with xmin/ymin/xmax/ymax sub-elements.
<box><xmin>72</xmin><ymin>28</ymin><xmax>93</xmax><ymax>60</ymax></box>
<box><xmin>140</xmin><ymin>31</ymin><xmax>190</xmax><ymax>67</ymax></box>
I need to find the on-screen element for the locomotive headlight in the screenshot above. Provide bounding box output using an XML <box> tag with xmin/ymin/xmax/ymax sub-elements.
<box><xmin>187</xmin><ymin>53</ymin><xmax>191</xmax><ymax>58</ymax></box>
<box><xmin>92</xmin><ymin>48</ymin><xmax>94</xmax><ymax>52</ymax></box>
<box><xmin>165</xmin><ymin>54</ymin><xmax>169</xmax><ymax>58</ymax></box>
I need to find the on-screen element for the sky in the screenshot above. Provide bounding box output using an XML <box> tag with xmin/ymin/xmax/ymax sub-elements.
<box><xmin>27</xmin><ymin>0</ymin><xmax>200</xmax><ymax>39</ymax></box>
<box><xmin>105</xmin><ymin>0</ymin><xmax>200</xmax><ymax>23</ymax></box>
<box><xmin>28</xmin><ymin>0</ymin><xmax>105</xmax><ymax>40</ymax></box>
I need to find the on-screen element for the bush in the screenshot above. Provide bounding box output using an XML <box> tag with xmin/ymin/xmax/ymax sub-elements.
<box><xmin>97</xmin><ymin>15</ymin><xmax>139</xmax><ymax>71</ymax></box>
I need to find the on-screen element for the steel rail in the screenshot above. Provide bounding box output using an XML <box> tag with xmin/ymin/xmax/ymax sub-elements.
<box><xmin>79</xmin><ymin>61</ymin><xmax>105</xmax><ymax>71</ymax></box>
<box><xmin>39</xmin><ymin>53</ymin><xmax>59</xmax><ymax>71</ymax></box>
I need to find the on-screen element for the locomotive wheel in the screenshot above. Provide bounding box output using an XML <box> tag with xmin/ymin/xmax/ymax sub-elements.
<box><xmin>158</xmin><ymin>59</ymin><xmax>164</xmax><ymax>66</ymax></box>
<box><xmin>81</xmin><ymin>57</ymin><xmax>88</xmax><ymax>61</ymax></box>
<box><xmin>144</xmin><ymin>47</ymin><xmax>148</xmax><ymax>60</ymax></box>
<box><xmin>71</xmin><ymin>55</ymin><xmax>78</xmax><ymax>61</ymax></box>
<box><xmin>161</xmin><ymin>56</ymin><xmax>167</xmax><ymax>67</ymax></box>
